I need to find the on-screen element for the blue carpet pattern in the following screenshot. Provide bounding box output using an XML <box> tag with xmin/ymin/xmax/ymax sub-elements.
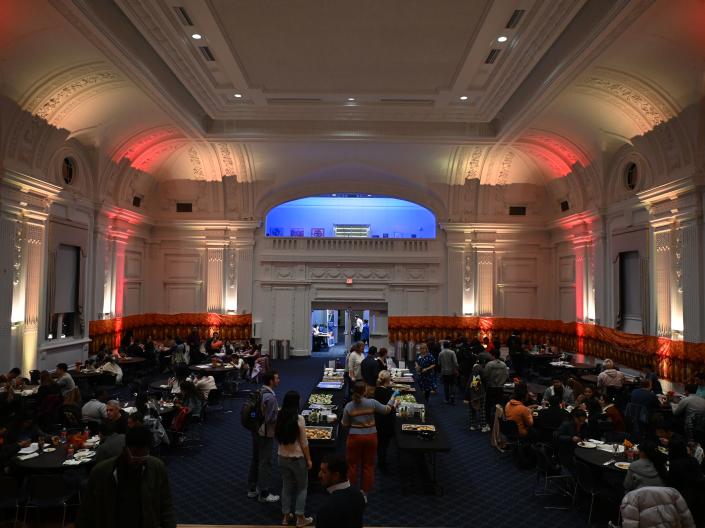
<box><xmin>165</xmin><ymin>357</ymin><xmax>588</xmax><ymax>527</ymax></box>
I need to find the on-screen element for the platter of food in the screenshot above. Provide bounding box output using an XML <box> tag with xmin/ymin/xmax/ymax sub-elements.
<box><xmin>304</xmin><ymin>426</ymin><xmax>333</xmax><ymax>440</ymax></box>
<box><xmin>396</xmin><ymin>394</ymin><xmax>418</xmax><ymax>404</ymax></box>
<box><xmin>308</xmin><ymin>394</ymin><xmax>333</xmax><ymax>405</ymax></box>
<box><xmin>317</xmin><ymin>381</ymin><xmax>344</xmax><ymax>390</ymax></box>
<box><xmin>401</xmin><ymin>424</ymin><xmax>436</xmax><ymax>433</ymax></box>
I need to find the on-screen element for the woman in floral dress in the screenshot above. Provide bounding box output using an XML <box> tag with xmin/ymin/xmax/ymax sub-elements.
<box><xmin>415</xmin><ymin>343</ymin><xmax>437</xmax><ymax>402</ymax></box>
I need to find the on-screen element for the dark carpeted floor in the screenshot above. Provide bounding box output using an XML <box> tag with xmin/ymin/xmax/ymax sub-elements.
<box><xmin>164</xmin><ymin>357</ymin><xmax>592</xmax><ymax>527</ymax></box>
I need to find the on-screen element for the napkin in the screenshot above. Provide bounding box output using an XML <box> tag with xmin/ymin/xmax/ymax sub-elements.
<box><xmin>17</xmin><ymin>452</ymin><xmax>39</xmax><ymax>461</ymax></box>
<box><xmin>123</xmin><ymin>406</ymin><xmax>137</xmax><ymax>414</ymax></box>
<box><xmin>63</xmin><ymin>459</ymin><xmax>81</xmax><ymax>466</ymax></box>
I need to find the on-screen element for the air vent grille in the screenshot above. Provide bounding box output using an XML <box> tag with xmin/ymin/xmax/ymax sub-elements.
<box><xmin>334</xmin><ymin>224</ymin><xmax>370</xmax><ymax>238</ymax></box>
<box><xmin>485</xmin><ymin>49</ymin><xmax>501</xmax><ymax>64</ymax></box>
<box><xmin>176</xmin><ymin>202</ymin><xmax>193</xmax><ymax>213</ymax></box>
<box><xmin>266</xmin><ymin>97</ymin><xmax>322</xmax><ymax>104</ymax></box>
<box><xmin>560</xmin><ymin>200</ymin><xmax>570</xmax><ymax>212</ymax></box>
<box><xmin>379</xmin><ymin>98</ymin><xmax>434</xmax><ymax>105</ymax></box>
<box><xmin>199</xmin><ymin>46</ymin><xmax>215</xmax><ymax>61</ymax></box>
<box><xmin>506</xmin><ymin>9</ymin><xmax>526</xmax><ymax>29</ymax></box>
<box><xmin>132</xmin><ymin>195</ymin><xmax>142</xmax><ymax>208</ymax></box>
<box><xmin>509</xmin><ymin>206</ymin><xmax>527</xmax><ymax>216</ymax></box>
<box><xmin>174</xmin><ymin>6</ymin><xmax>194</xmax><ymax>26</ymax></box>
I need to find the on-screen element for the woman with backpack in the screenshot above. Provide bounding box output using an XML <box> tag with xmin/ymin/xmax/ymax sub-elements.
<box><xmin>467</xmin><ymin>360</ymin><xmax>487</xmax><ymax>432</ymax></box>
<box><xmin>274</xmin><ymin>391</ymin><xmax>313</xmax><ymax>527</ymax></box>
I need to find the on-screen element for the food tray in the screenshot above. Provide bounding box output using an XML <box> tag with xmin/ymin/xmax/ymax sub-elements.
<box><xmin>396</xmin><ymin>394</ymin><xmax>418</xmax><ymax>404</ymax></box>
<box><xmin>401</xmin><ymin>424</ymin><xmax>436</xmax><ymax>433</ymax></box>
<box><xmin>308</xmin><ymin>394</ymin><xmax>334</xmax><ymax>405</ymax></box>
<box><xmin>317</xmin><ymin>382</ymin><xmax>344</xmax><ymax>390</ymax></box>
<box><xmin>305</xmin><ymin>426</ymin><xmax>333</xmax><ymax>440</ymax></box>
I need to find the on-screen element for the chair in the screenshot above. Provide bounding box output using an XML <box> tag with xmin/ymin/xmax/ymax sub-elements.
<box><xmin>0</xmin><ymin>475</ymin><xmax>22</xmax><ymax>527</ymax></box>
<box><xmin>29</xmin><ymin>370</ymin><xmax>40</xmax><ymax>385</ymax></box>
<box><xmin>533</xmin><ymin>443</ymin><xmax>574</xmax><ymax>510</ymax></box>
<box><xmin>497</xmin><ymin>418</ymin><xmax>521</xmax><ymax>461</ymax></box>
<box><xmin>206</xmin><ymin>388</ymin><xmax>225</xmax><ymax>412</ymax></box>
<box><xmin>573</xmin><ymin>458</ymin><xmax>618</xmax><ymax>525</ymax></box>
<box><xmin>61</xmin><ymin>405</ymin><xmax>82</xmax><ymax>429</ymax></box>
<box><xmin>23</xmin><ymin>474</ymin><xmax>75</xmax><ymax>528</ymax></box>
<box><xmin>624</xmin><ymin>403</ymin><xmax>649</xmax><ymax>439</ymax></box>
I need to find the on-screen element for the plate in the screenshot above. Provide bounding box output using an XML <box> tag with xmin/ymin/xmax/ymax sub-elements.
<box><xmin>43</xmin><ymin>447</ymin><xmax>56</xmax><ymax>453</ymax></box>
<box><xmin>18</xmin><ymin>444</ymin><xmax>38</xmax><ymax>455</ymax></box>
<box><xmin>597</xmin><ymin>444</ymin><xmax>625</xmax><ymax>453</ymax></box>
<box><xmin>657</xmin><ymin>446</ymin><xmax>669</xmax><ymax>455</ymax></box>
<box><xmin>578</xmin><ymin>442</ymin><xmax>596</xmax><ymax>449</ymax></box>
<box><xmin>615</xmin><ymin>462</ymin><xmax>630</xmax><ymax>470</ymax></box>
<box><xmin>304</xmin><ymin>426</ymin><xmax>333</xmax><ymax>440</ymax></box>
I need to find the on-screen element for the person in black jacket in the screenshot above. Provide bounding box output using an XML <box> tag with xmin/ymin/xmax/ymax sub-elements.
<box><xmin>360</xmin><ymin>347</ymin><xmax>381</xmax><ymax>396</ymax></box>
<box><xmin>667</xmin><ymin>434</ymin><xmax>705</xmax><ymax>525</ymax></box>
<box><xmin>316</xmin><ymin>454</ymin><xmax>365</xmax><ymax>528</ymax></box>
<box><xmin>553</xmin><ymin>408</ymin><xmax>589</xmax><ymax>469</ymax></box>
<box><xmin>373</xmin><ymin>370</ymin><xmax>395</xmax><ymax>472</ymax></box>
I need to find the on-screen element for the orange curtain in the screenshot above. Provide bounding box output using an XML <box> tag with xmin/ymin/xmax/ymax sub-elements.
<box><xmin>89</xmin><ymin>313</ymin><xmax>252</xmax><ymax>353</ymax></box>
<box><xmin>388</xmin><ymin>316</ymin><xmax>705</xmax><ymax>383</ymax></box>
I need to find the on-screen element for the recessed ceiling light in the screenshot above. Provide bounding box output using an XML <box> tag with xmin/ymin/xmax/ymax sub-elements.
<box><xmin>459</xmin><ymin>96</ymin><xmax>468</xmax><ymax>101</ymax></box>
<box><xmin>332</xmin><ymin>193</ymin><xmax>337</xmax><ymax>197</ymax></box>
<box><xmin>347</xmin><ymin>97</ymin><xmax>355</xmax><ymax>102</ymax></box>
<box><xmin>234</xmin><ymin>93</ymin><xmax>243</xmax><ymax>98</ymax></box>
<box><xmin>497</xmin><ymin>35</ymin><xmax>508</xmax><ymax>43</ymax></box>
<box><xmin>367</xmin><ymin>194</ymin><xmax>372</xmax><ymax>197</ymax></box>
<box><xmin>191</xmin><ymin>33</ymin><xmax>202</xmax><ymax>40</ymax></box>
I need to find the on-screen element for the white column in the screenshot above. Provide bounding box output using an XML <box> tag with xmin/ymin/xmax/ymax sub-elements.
<box><xmin>22</xmin><ymin>222</ymin><xmax>46</xmax><ymax>372</ymax></box>
<box><xmin>225</xmin><ymin>243</ymin><xmax>237</xmax><ymax>312</ymax></box>
<box><xmin>0</xmin><ymin>215</ymin><xmax>17</xmax><ymax>372</ymax></box>
<box><xmin>682</xmin><ymin>220</ymin><xmax>702</xmax><ymax>342</ymax></box>
<box><xmin>653</xmin><ymin>228</ymin><xmax>672</xmax><ymax>337</ymax></box>
<box><xmin>446</xmin><ymin>239</ymin><xmax>465</xmax><ymax>316</ymax></box>
<box><xmin>463</xmin><ymin>250</ymin><xmax>475</xmax><ymax>315</ymax></box>
<box><xmin>475</xmin><ymin>246</ymin><xmax>495</xmax><ymax>316</ymax></box>
<box><xmin>593</xmin><ymin>228</ymin><xmax>607</xmax><ymax>326</ymax></box>
<box><xmin>206</xmin><ymin>246</ymin><xmax>225</xmax><ymax>313</ymax></box>
<box><xmin>236</xmin><ymin>243</ymin><xmax>254</xmax><ymax>314</ymax></box>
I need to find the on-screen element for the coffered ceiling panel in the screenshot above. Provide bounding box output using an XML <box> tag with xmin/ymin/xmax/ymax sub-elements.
<box><xmin>211</xmin><ymin>0</ymin><xmax>491</xmax><ymax>94</ymax></box>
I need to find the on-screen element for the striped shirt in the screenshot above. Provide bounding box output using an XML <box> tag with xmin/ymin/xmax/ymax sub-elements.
<box><xmin>342</xmin><ymin>397</ymin><xmax>389</xmax><ymax>435</ymax></box>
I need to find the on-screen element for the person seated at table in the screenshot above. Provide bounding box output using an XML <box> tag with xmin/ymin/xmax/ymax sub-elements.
<box><xmin>631</xmin><ymin>378</ymin><xmax>661</xmax><ymax>412</ymax></box>
<box><xmin>78</xmin><ymin>426</ymin><xmax>177</xmax><ymax>528</ymax></box>
<box><xmin>667</xmin><ymin>434</ymin><xmax>705</xmax><ymax>525</ymax></box>
<box><xmin>63</xmin><ymin>387</ymin><xmax>83</xmax><ymax>415</ymax></box>
<box><xmin>536</xmin><ymin>393</ymin><xmax>569</xmax><ymax>436</ymax></box>
<box><xmin>100</xmin><ymin>357</ymin><xmax>123</xmax><ymax>384</ymax></box>
<box><xmin>127</xmin><ymin>412</ymin><xmax>144</xmax><ymax>429</ymax></box>
<box><xmin>624</xmin><ymin>440</ymin><xmax>667</xmax><ymax>492</ymax></box>
<box><xmin>316</xmin><ymin>454</ymin><xmax>366</xmax><ymax>528</ymax></box>
<box><xmin>229</xmin><ymin>354</ymin><xmax>247</xmax><ymax>379</ymax></box>
<box><xmin>207</xmin><ymin>331</ymin><xmax>224</xmax><ymax>355</ymax></box>
<box><xmin>105</xmin><ymin>400</ymin><xmax>128</xmax><ymax>434</ymax></box>
<box><xmin>82</xmin><ymin>388</ymin><xmax>109</xmax><ymax>424</ymax></box>
<box><xmin>125</xmin><ymin>337</ymin><xmax>144</xmax><ymax>358</ymax></box>
<box><xmin>695</xmin><ymin>372</ymin><xmax>705</xmax><ymax>399</ymax></box>
<box><xmin>566</xmin><ymin>376</ymin><xmax>585</xmax><ymax>401</ymax></box>
<box><xmin>674</xmin><ymin>383</ymin><xmax>705</xmax><ymax>441</ymax></box>
<box><xmin>168</xmin><ymin>364</ymin><xmax>190</xmax><ymax>395</ymax></box>
<box><xmin>94</xmin><ymin>422</ymin><xmax>126</xmax><ymax>463</ymax></box>
<box><xmin>175</xmin><ymin>381</ymin><xmax>204</xmax><ymax>419</ymax></box>
<box><xmin>54</xmin><ymin>362</ymin><xmax>76</xmax><ymax>397</ymax></box>
<box><xmin>542</xmin><ymin>377</ymin><xmax>574</xmax><ymax>406</ymax></box>
<box><xmin>505</xmin><ymin>385</ymin><xmax>537</xmax><ymax>441</ymax></box>
<box><xmin>554</xmin><ymin>408</ymin><xmax>589</xmax><ymax>457</ymax></box>
<box><xmin>5</xmin><ymin>367</ymin><xmax>22</xmax><ymax>389</ymax></box>
<box><xmin>643</xmin><ymin>363</ymin><xmax>663</xmax><ymax>395</ymax></box>
<box><xmin>37</xmin><ymin>370</ymin><xmax>61</xmax><ymax>403</ymax></box>
<box><xmin>597</xmin><ymin>358</ymin><xmax>625</xmax><ymax>390</ymax></box>
<box><xmin>194</xmin><ymin>371</ymin><xmax>217</xmax><ymax>399</ymax></box>
<box><xmin>135</xmin><ymin>393</ymin><xmax>169</xmax><ymax>448</ymax></box>
<box><xmin>599</xmin><ymin>393</ymin><xmax>626</xmax><ymax>435</ymax></box>
<box><xmin>0</xmin><ymin>417</ymin><xmax>31</xmax><ymax>470</ymax></box>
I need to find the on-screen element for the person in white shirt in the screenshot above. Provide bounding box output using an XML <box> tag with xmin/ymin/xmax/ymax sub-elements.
<box><xmin>100</xmin><ymin>358</ymin><xmax>123</xmax><ymax>384</ymax></box>
<box><xmin>230</xmin><ymin>356</ymin><xmax>247</xmax><ymax>379</ymax></box>
<box><xmin>194</xmin><ymin>373</ymin><xmax>216</xmax><ymax>399</ymax></box>
<box><xmin>54</xmin><ymin>363</ymin><xmax>76</xmax><ymax>397</ymax></box>
<box><xmin>82</xmin><ymin>389</ymin><xmax>109</xmax><ymax>423</ymax></box>
<box><xmin>347</xmin><ymin>343</ymin><xmax>364</xmax><ymax>383</ymax></box>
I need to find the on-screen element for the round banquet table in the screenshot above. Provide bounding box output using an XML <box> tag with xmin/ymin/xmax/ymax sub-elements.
<box><xmin>149</xmin><ymin>379</ymin><xmax>172</xmax><ymax>393</ymax></box>
<box><xmin>574</xmin><ymin>444</ymin><xmax>631</xmax><ymax>494</ymax></box>
<box><xmin>12</xmin><ymin>445</ymin><xmax>97</xmax><ymax>472</ymax></box>
<box><xmin>69</xmin><ymin>370</ymin><xmax>115</xmax><ymax>383</ymax></box>
<box><xmin>188</xmin><ymin>364</ymin><xmax>238</xmax><ymax>375</ymax></box>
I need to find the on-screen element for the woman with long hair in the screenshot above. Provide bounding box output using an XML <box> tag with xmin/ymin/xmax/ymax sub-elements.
<box><xmin>274</xmin><ymin>391</ymin><xmax>313</xmax><ymax>527</ymax></box>
<box><xmin>342</xmin><ymin>381</ymin><xmax>395</xmax><ymax>497</ymax></box>
<box><xmin>177</xmin><ymin>381</ymin><xmax>205</xmax><ymax>418</ymax></box>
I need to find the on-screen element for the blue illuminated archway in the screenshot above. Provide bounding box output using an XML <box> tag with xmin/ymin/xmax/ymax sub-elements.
<box><xmin>265</xmin><ymin>195</ymin><xmax>436</xmax><ymax>239</ymax></box>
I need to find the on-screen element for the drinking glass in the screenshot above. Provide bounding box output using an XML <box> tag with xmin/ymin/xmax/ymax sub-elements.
<box><xmin>612</xmin><ymin>443</ymin><xmax>619</xmax><ymax>456</ymax></box>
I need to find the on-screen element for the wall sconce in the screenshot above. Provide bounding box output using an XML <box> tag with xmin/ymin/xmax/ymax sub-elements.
<box><xmin>47</xmin><ymin>334</ymin><xmax>53</xmax><ymax>340</ymax></box>
<box><xmin>60</xmin><ymin>334</ymin><xmax>66</xmax><ymax>339</ymax></box>
<box><xmin>227</xmin><ymin>310</ymin><xmax>236</xmax><ymax>315</ymax></box>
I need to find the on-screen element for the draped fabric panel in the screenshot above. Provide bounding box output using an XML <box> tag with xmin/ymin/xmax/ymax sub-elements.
<box><xmin>388</xmin><ymin>316</ymin><xmax>705</xmax><ymax>383</ymax></box>
<box><xmin>88</xmin><ymin>313</ymin><xmax>252</xmax><ymax>353</ymax></box>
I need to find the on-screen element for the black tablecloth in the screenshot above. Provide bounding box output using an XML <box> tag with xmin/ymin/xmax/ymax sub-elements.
<box><xmin>574</xmin><ymin>446</ymin><xmax>628</xmax><ymax>471</ymax></box>
<box><xmin>12</xmin><ymin>445</ymin><xmax>96</xmax><ymax>472</ymax></box>
<box><xmin>395</xmin><ymin>416</ymin><xmax>450</xmax><ymax>453</ymax></box>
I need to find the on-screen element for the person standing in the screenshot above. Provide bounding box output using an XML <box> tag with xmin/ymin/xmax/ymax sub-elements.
<box><xmin>466</xmin><ymin>360</ymin><xmax>486</xmax><ymax>432</ymax></box>
<box><xmin>373</xmin><ymin>370</ymin><xmax>396</xmax><ymax>472</ymax></box>
<box><xmin>361</xmin><ymin>320</ymin><xmax>370</xmax><ymax>346</ymax></box>
<box><xmin>316</xmin><ymin>454</ymin><xmax>366</xmax><ymax>528</ymax></box>
<box><xmin>77</xmin><ymin>425</ymin><xmax>176</xmax><ymax>528</ymax></box>
<box><xmin>438</xmin><ymin>341</ymin><xmax>459</xmax><ymax>404</ymax></box>
<box><xmin>347</xmin><ymin>342</ymin><xmax>364</xmax><ymax>392</ymax></box>
<box><xmin>482</xmin><ymin>348</ymin><xmax>509</xmax><ymax>429</ymax></box>
<box><xmin>258</xmin><ymin>371</ymin><xmax>281</xmax><ymax>503</ymax></box>
<box><xmin>415</xmin><ymin>343</ymin><xmax>437</xmax><ymax>402</ymax></box>
<box><xmin>360</xmin><ymin>346</ymin><xmax>381</xmax><ymax>396</ymax></box>
<box><xmin>275</xmin><ymin>391</ymin><xmax>313</xmax><ymax>527</ymax></box>
<box><xmin>342</xmin><ymin>381</ymin><xmax>394</xmax><ymax>497</ymax></box>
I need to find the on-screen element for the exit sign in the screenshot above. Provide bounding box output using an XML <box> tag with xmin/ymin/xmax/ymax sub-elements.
<box><xmin>346</xmin><ymin>278</ymin><xmax>353</xmax><ymax>285</ymax></box>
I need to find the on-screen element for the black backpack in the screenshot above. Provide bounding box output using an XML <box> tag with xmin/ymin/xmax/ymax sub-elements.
<box><xmin>240</xmin><ymin>388</ymin><xmax>264</xmax><ymax>431</ymax></box>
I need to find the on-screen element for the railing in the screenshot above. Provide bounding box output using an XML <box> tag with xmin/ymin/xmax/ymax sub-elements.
<box><xmin>388</xmin><ymin>316</ymin><xmax>705</xmax><ymax>383</ymax></box>
<box><xmin>269</xmin><ymin>237</ymin><xmax>432</xmax><ymax>252</ymax></box>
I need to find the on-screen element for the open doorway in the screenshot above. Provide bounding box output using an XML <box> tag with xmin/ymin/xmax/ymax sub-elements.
<box><xmin>310</xmin><ymin>301</ymin><xmax>387</xmax><ymax>357</ymax></box>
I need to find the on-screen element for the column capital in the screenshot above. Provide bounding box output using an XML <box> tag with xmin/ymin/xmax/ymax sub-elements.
<box><xmin>638</xmin><ymin>178</ymin><xmax>701</xmax><ymax>227</ymax></box>
<box><xmin>1</xmin><ymin>169</ymin><xmax>62</xmax><ymax>221</ymax></box>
